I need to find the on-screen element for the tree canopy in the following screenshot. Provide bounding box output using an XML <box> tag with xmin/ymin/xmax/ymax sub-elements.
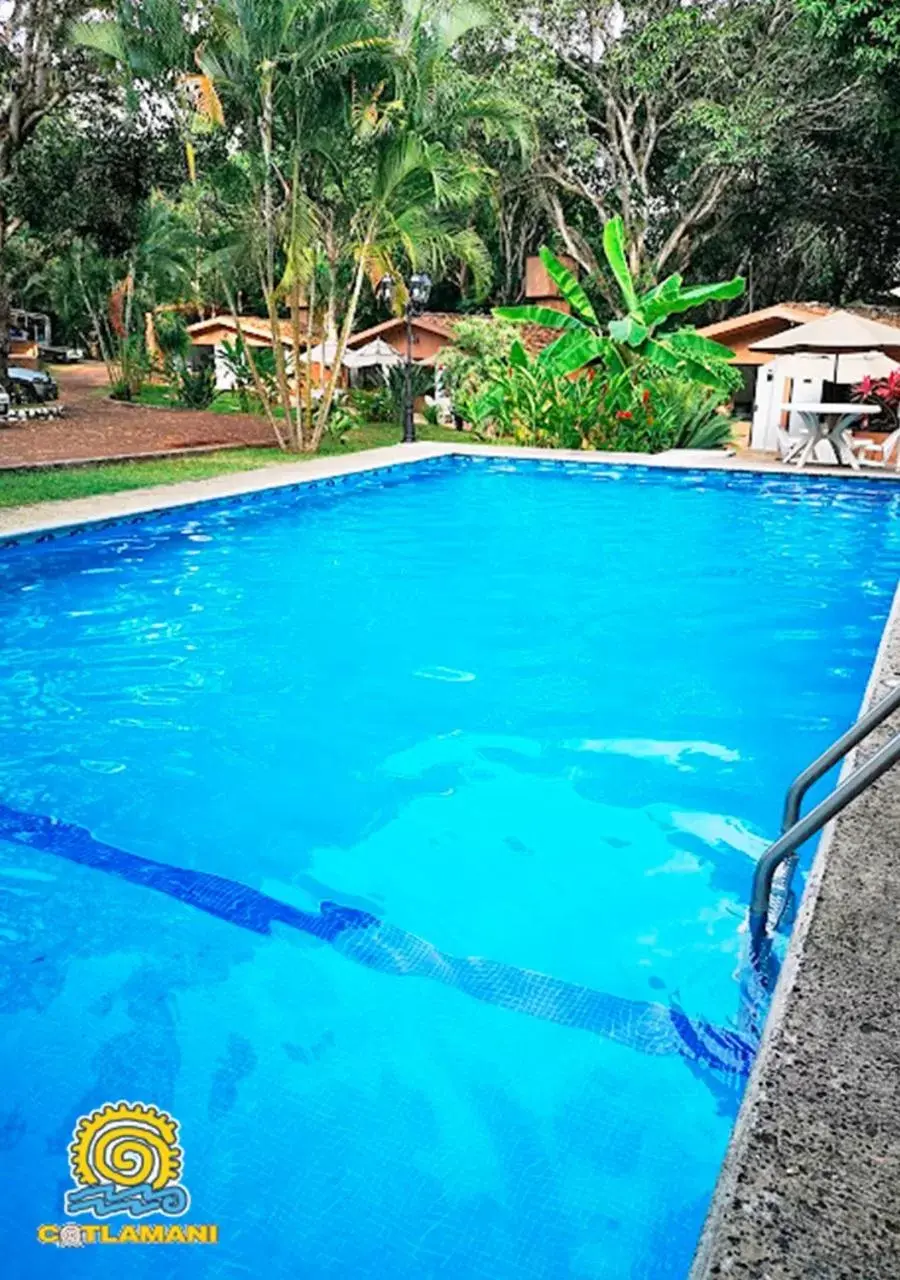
<box><xmin>798</xmin><ymin>0</ymin><xmax>900</xmax><ymax>74</ymax></box>
<box><xmin>1</xmin><ymin>0</ymin><xmax>899</xmax><ymax>444</ymax></box>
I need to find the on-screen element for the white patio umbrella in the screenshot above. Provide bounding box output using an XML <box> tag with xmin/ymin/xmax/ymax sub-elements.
<box><xmin>305</xmin><ymin>336</ymin><xmax>404</xmax><ymax>369</ymax></box>
<box><xmin>751</xmin><ymin>309</ymin><xmax>900</xmax><ymax>355</ymax></box>
<box><xmin>304</xmin><ymin>339</ymin><xmax>339</xmax><ymax>366</ymax></box>
<box><xmin>345</xmin><ymin>337</ymin><xmax>404</xmax><ymax>369</ymax></box>
<box><xmin>774</xmin><ymin>353</ymin><xmax>838</xmax><ymax>380</ymax></box>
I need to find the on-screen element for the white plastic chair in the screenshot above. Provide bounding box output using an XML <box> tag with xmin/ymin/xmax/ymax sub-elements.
<box><xmin>774</xmin><ymin>423</ymin><xmax>805</xmax><ymax>462</ymax></box>
<box><xmin>849</xmin><ymin>426</ymin><xmax>900</xmax><ymax>471</ymax></box>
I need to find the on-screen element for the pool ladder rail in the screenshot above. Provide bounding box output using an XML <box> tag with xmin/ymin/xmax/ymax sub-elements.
<box><xmin>750</xmin><ymin>681</ymin><xmax>900</xmax><ymax>947</ymax></box>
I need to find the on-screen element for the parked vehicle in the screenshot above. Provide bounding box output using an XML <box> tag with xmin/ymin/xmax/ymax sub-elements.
<box><xmin>10</xmin><ymin>308</ymin><xmax>51</xmax><ymax>346</ymax></box>
<box><xmin>7</xmin><ymin>366</ymin><xmax>58</xmax><ymax>404</ymax></box>
<box><xmin>39</xmin><ymin>344</ymin><xmax>84</xmax><ymax>364</ymax></box>
<box><xmin>0</xmin><ymin>386</ymin><xmax>10</xmax><ymax>419</ymax></box>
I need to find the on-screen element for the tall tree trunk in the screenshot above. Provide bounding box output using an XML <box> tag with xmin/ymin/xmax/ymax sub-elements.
<box><xmin>257</xmin><ymin>70</ymin><xmax>298</xmax><ymax>450</ymax></box>
<box><xmin>263</xmin><ymin>279</ymin><xmax>297</xmax><ymax>449</ymax></box>
<box><xmin>73</xmin><ymin>246</ymin><xmax>114</xmax><ymax>378</ymax></box>
<box><xmin>310</xmin><ymin>227</ymin><xmax>372</xmax><ymax>451</ymax></box>
<box><xmin>0</xmin><ymin>205</ymin><xmax>10</xmax><ymax>389</ymax></box>
<box><xmin>222</xmin><ymin>279</ymin><xmax>288</xmax><ymax>451</ymax></box>
<box><xmin>302</xmin><ymin>265</ymin><xmax>317</xmax><ymax>450</ymax></box>
<box><xmin>0</xmin><ymin>0</ymin><xmax>80</xmax><ymax>389</ymax></box>
<box><xmin>289</xmin><ymin>275</ymin><xmax>304</xmax><ymax>448</ymax></box>
<box><xmin>324</xmin><ymin>216</ymin><xmax>338</xmax><ymax>342</ymax></box>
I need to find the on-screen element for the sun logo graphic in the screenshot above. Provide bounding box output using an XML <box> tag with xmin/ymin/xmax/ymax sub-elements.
<box><xmin>63</xmin><ymin>1101</ymin><xmax>190</xmax><ymax>1219</ymax></box>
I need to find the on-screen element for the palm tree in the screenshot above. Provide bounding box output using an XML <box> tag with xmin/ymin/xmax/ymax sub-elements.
<box><xmin>72</xmin><ymin>0</ymin><xmax>224</xmax><ymax>182</ymax></box>
<box><xmin>78</xmin><ymin>0</ymin><xmax>533</xmax><ymax>453</ymax></box>
<box><xmin>43</xmin><ymin>193</ymin><xmax>195</xmax><ymax>398</ymax></box>
<box><xmin>389</xmin><ymin>0</ymin><xmax>533</xmax><ymax>156</ymax></box>
<box><xmin>310</xmin><ymin>0</ymin><xmax>533</xmax><ymax>447</ymax></box>
<box><xmin>196</xmin><ymin>0</ymin><xmax>388</xmax><ymax>448</ymax></box>
<box><xmin>310</xmin><ymin>132</ymin><xmax>494</xmax><ymax>447</ymax></box>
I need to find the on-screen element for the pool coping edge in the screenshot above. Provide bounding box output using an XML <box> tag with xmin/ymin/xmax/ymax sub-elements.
<box><xmin>3</xmin><ymin>441</ymin><xmax>900</xmax><ymax>542</ymax></box>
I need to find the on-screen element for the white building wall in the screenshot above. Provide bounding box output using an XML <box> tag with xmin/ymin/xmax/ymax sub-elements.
<box><xmin>751</xmin><ymin>357</ymin><xmax>829</xmax><ymax>456</ymax></box>
<box><xmin>211</xmin><ymin>340</ymin><xmax>295</xmax><ymax>392</ymax></box>
<box><xmin>213</xmin><ymin>343</ymin><xmax>237</xmax><ymax>392</ymax></box>
<box><xmin>751</xmin><ymin>363</ymin><xmax>782</xmax><ymax>450</ymax></box>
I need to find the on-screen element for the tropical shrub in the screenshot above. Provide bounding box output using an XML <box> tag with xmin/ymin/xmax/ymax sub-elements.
<box><xmin>348</xmin><ymin>386</ymin><xmax>394</xmax><ymax>423</ymax></box>
<box><xmin>386</xmin><ymin>363</ymin><xmax>435</xmax><ymax>424</ymax></box>
<box><xmin>154</xmin><ymin>311</ymin><xmax>192</xmax><ymax>373</ymax></box>
<box><xmin>472</xmin><ymin>362</ymin><xmax>593</xmax><ymax>447</ymax></box>
<box><xmin>473</xmin><ymin>343</ymin><xmax>734</xmax><ymax>453</ymax></box>
<box><xmin>174</xmin><ymin>363</ymin><xmax>217</xmax><ymax>409</ymax></box>
<box><xmin>244</xmin><ymin>346</ymin><xmax>279</xmax><ymax>406</ymax></box>
<box><xmin>472</xmin><ymin>342</ymin><xmax>638</xmax><ymax>449</ymax></box>
<box><xmin>852</xmin><ymin>371</ymin><xmax>900</xmax><ymax>430</ymax></box>
<box><xmin>322</xmin><ymin>401</ymin><xmax>359</xmax><ymax>444</ymax></box>
<box><xmin>154</xmin><ymin>313</ymin><xmax>217</xmax><ymax>408</ymax></box>
<box><xmin>440</xmin><ymin>315</ymin><xmax>521</xmax><ymax>422</ymax></box>
<box><xmin>218</xmin><ymin>338</ymin><xmax>257</xmax><ymax>412</ymax></box>
<box><xmin>108</xmin><ymin>334</ymin><xmax>151</xmax><ymax>401</ymax></box>
<box><xmin>652</xmin><ymin>380</ymin><xmax>736</xmax><ymax>450</ymax></box>
<box><xmin>496</xmin><ymin>217</ymin><xmax>745</xmax><ymax>391</ymax></box>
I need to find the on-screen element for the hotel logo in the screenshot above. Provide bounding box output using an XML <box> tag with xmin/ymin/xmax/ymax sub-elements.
<box><xmin>37</xmin><ymin>1101</ymin><xmax>218</xmax><ymax>1248</ymax></box>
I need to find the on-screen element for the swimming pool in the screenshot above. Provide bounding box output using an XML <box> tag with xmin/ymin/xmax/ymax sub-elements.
<box><xmin>1</xmin><ymin>454</ymin><xmax>898</xmax><ymax>1278</ymax></box>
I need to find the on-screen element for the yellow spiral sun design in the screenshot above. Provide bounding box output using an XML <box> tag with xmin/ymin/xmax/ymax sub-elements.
<box><xmin>69</xmin><ymin>1102</ymin><xmax>183</xmax><ymax>1192</ymax></box>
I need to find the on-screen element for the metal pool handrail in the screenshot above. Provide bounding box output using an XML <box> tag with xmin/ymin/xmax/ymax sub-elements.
<box><xmin>749</xmin><ymin>683</ymin><xmax>900</xmax><ymax>944</ymax></box>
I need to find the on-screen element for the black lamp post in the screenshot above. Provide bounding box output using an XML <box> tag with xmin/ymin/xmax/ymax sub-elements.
<box><xmin>375</xmin><ymin>271</ymin><xmax>433</xmax><ymax>443</ymax></box>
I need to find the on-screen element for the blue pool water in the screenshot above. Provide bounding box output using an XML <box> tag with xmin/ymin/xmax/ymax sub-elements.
<box><xmin>1</xmin><ymin>456</ymin><xmax>899</xmax><ymax>1278</ymax></box>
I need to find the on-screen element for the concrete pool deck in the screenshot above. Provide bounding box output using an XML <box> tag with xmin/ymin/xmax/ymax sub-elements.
<box><xmin>3</xmin><ymin>441</ymin><xmax>900</xmax><ymax>1277</ymax></box>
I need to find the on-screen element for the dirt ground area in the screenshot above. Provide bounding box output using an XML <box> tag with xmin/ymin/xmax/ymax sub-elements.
<box><xmin>0</xmin><ymin>363</ymin><xmax>276</xmax><ymax>468</ymax></box>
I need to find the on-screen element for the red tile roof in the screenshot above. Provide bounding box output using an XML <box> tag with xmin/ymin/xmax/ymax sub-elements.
<box><xmin>187</xmin><ymin>314</ymin><xmax>300</xmax><ymax>344</ymax></box>
<box><xmin>346</xmin><ymin>311</ymin><xmax>564</xmax><ymax>357</ymax></box>
<box><xmin>346</xmin><ymin>312</ymin><xmax>457</xmax><ymax>348</ymax></box>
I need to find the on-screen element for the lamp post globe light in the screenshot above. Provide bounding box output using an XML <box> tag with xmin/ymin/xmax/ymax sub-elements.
<box><xmin>376</xmin><ymin>271</ymin><xmax>432</xmax><ymax>444</ymax></box>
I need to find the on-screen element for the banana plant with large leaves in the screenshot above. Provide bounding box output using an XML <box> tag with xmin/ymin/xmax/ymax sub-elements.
<box><xmin>495</xmin><ymin>217</ymin><xmax>745</xmax><ymax>389</ymax></box>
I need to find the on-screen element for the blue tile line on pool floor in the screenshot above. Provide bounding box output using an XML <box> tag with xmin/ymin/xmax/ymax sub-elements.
<box><xmin>0</xmin><ymin>802</ymin><xmax>756</xmax><ymax>1101</ymax></box>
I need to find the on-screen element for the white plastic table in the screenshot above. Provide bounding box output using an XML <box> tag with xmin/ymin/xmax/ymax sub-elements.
<box><xmin>780</xmin><ymin>403</ymin><xmax>882</xmax><ymax>469</ymax></box>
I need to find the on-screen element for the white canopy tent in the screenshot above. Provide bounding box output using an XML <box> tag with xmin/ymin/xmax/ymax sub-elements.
<box><xmin>348</xmin><ymin>337</ymin><xmax>404</xmax><ymax>369</ymax></box>
<box><xmin>835</xmin><ymin>350</ymin><xmax>900</xmax><ymax>382</ymax></box>
<box><xmin>304</xmin><ymin>338</ymin><xmax>338</xmax><ymax>367</ymax></box>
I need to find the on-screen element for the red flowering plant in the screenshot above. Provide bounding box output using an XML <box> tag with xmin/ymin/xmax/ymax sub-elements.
<box><xmin>852</xmin><ymin>370</ymin><xmax>900</xmax><ymax>431</ymax></box>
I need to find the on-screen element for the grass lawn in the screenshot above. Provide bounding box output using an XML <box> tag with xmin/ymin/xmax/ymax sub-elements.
<box><xmin>0</xmin><ymin>423</ymin><xmax>470</xmax><ymax>510</ymax></box>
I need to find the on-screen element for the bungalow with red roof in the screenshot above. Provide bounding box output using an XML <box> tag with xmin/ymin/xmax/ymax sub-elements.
<box><xmin>186</xmin><ymin>255</ymin><xmax>568</xmax><ymax>392</ymax></box>
<box><xmin>185</xmin><ymin>315</ymin><xmax>306</xmax><ymax>391</ymax></box>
